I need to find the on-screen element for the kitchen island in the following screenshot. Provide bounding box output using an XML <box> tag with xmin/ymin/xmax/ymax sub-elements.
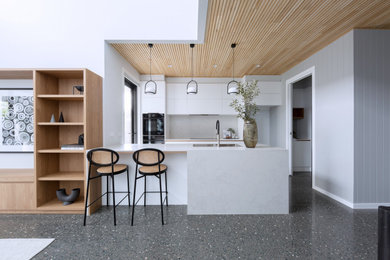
<box><xmin>92</xmin><ymin>143</ymin><xmax>289</xmax><ymax>215</ymax></box>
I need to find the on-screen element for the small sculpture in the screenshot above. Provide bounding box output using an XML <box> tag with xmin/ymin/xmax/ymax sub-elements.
<box><xmin>72</xmin><ymin>86</ymin><xmax>84</xmax><ymax>95</ymax></box>
<box><xmin>59</xmin><ymin>112</ymin><xmax>64</xmax><ymax>122</ymax></box>
<box><xmin>56</xmin><ymin>188</ymin><xmax>80</xmax><ymax>205</ymax></box>
<box><xmin>50</xmin><ymin>114</ymin><xmax>55</xmax><ymax>123</ymax></box>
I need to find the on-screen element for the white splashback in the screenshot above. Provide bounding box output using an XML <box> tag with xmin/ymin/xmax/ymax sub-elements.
<box><xmin>167</xmin><ymin>115</ymin><xmax>238</xmax><ymax>139</ymax></box>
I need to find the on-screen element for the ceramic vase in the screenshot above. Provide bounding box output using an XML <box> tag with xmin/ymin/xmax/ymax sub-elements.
<box><xmin>243</xmin><ymin>120</ymin><xmax>258</xmax><ymax>148</ymax></box>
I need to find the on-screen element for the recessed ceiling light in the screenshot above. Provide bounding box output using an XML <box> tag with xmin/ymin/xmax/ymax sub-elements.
<box><xmin>168</xmin><ymin>64</ymin><xmax>172</xmax><ymax>68</ymax></box>
<box><xmin>255</xmin><ymin>64</ymin><xmax>261</xmax><ymax>68</ymax></box>
<box><xmin>213</xmin><ymin>64</ymin><xmax>218</xmax><ymax>68</ymax></box>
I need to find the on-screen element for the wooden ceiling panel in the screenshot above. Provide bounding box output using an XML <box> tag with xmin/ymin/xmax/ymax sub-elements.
<box><xmin>112</xmin><ymin>0</ymin><xmax>390</xmax><ymax>77</ymax></box>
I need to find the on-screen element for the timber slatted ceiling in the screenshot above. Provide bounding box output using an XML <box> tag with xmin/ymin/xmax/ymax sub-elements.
<box><xmin>112</xmin><ymin>0</ymin><xmax>390</xmax><ymax>77</ymax></box>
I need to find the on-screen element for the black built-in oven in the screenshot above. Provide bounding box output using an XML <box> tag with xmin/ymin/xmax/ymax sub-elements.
<box><xmin>143</xmin><ymin>113</ymin><xmax>165</xmax><ymax>144</ymax></box>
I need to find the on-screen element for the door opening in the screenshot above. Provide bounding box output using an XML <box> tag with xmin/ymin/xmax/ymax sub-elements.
<box><xmin>124</xmin><ymin>78</ymin><xmax>138</xmax><ymax>144</ymax></box>
<box><xmin>286</xmin><ymin>66</ymin><xmax>315</xmax><ymax>187</ymax></box>
<box><xmin>291</xmin><ymin>76</ymin><xmax>312</xmax><ymax>179</ymax></box>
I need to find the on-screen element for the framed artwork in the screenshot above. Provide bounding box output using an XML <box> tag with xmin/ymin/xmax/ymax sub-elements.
<box><xmin>0</xmin><ymin>88</ymin><xmax>34</xmax><ymax>152</ymax></box>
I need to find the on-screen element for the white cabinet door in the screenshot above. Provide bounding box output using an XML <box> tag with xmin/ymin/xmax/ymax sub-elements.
<box><xmin>221</xmin><ymin>99</ymin><xmax>236</xmax><ymax>115</ymax></box>
<box><xmin>254</xmin><ymin>81</ymin><xmax>282</xmax><ymax>106</ymax></box>
<box><xmin>188</xmin><ymin>99</ymin><xmax>221</xmax><ymax>114</ymax></box>
<box><xmin>166</xmin><ymin>98</ymin><xmax>188</xmax><ymax>114</ymax></box>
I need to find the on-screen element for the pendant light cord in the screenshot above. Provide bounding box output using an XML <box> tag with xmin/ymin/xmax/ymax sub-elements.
<box><xmin>191</xmin><ymin>46</ymin><xmax>194</xmax><ymax>80</ymax></box>
<box><xmin>232</xmin><ymin>46</ymin><xmax>235</xmax><ymax>81</ymax></box>
<box><xmin>149</xmin><ymin>45</ymin><xmax>152</xmax><ymax>81</ymax></box>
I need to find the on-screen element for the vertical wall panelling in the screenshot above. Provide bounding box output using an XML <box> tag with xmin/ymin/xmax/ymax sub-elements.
<box><xmin>280</xmin><ymin>31</ymin><xmax>355</xmax><ymax>205</ymax></box>
<box><xmin>354</xmin><ymin>29</ymin><xmax>390</xmax><ymax>205</ymax></box>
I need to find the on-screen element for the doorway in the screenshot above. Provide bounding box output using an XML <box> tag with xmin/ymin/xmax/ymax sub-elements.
<box><xmin>292</xmin><ymin>76</ymin><xmax>312</xmax><ymax>175</ymax></box>
<box><xmin>124</xmin><ymin>78</ymin><xmax>138</xmax><ymax>144</ymax></box>
<box><xmin>286</xmin><ymin>67</ymin><xmax>315</xmax><ymax>187</ymax></box>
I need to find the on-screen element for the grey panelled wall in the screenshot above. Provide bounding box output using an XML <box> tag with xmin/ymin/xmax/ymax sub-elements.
<box><xmin>280</xmin><ymin>31</ymin><xmax>355</xmax><ymax>204</ymax></box>
<box><xmin>354</xmin><ymin>29</ymin><xmax>390</xmax><ymax>204</ymax></box>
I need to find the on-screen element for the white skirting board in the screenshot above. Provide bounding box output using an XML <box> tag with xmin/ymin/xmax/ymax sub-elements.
<box><xmin>353</xmin><ymin>203</ymin><xmax>390</xmax><ymax>209</ymax></box>
<box><xmin>313</xmin><ymin>186</ymin><xmax>390</xmax><ymax>209</ymax></box>
<box><xmin>313</xmin><ymin>186</ymin><xmax>354</xmax><ymax>208</ymax></box>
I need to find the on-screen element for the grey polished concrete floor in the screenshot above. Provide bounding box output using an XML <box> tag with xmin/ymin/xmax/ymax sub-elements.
<box><xmin>0</xmin><ymin>173</ymin><xmax>377</xmax><ymax>259</ymax></box>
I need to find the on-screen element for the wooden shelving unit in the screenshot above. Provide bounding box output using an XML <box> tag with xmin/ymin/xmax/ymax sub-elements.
<box><xmin>34</xmin><ymin>69</ymin><xmax>102</xmax><ymax>214</ymax></box>
<box><xmin>37</xmin><ymin>197</ymin><xmax>85</xmax><ymax>212</ymax></box>
<box><xmin>38</xmin><ymin>172</ymin><xmax>84</xmax><ymax>181</ymax></box>
<box><xmin>37</xmin><ymin>94</ymin><xmax>84</xmax><ymax>101</ymax></box>
<box><xmin>37</xmin><ymin>122</ymin><xmax>84</xmax><ymax>126</ymax></box>
<box><xmin>38</xmin><ymin>149</ymin><xmax>85</xmax><ymax>153</ymax></box>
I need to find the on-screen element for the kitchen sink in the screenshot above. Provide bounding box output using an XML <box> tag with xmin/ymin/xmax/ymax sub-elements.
<box><xmin>192</xmin><ymin>143</ymin><xmax>241</xmax><ymax>147</ymax></box>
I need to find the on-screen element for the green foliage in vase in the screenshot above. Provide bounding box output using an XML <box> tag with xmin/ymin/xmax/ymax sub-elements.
<box><xmin>230</xmin><ymin>80</ymin><xmax>260</xmax><ymax>122</ymax></box>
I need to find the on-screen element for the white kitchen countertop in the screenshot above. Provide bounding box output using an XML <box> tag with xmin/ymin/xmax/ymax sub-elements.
<box><xmin>106</xmin><ymin>143</ymin><xmax>286</xmax><ymax>153</ymax></box>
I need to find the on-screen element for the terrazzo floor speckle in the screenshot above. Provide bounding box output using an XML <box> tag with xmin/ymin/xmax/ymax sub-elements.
<box><xmin>0</xmin><ymin>173</ymin><xmax>377</xmax><ymax>259</ymax></box>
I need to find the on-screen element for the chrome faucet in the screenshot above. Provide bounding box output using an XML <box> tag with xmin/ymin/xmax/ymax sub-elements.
<box><xmin>216</xmin><ymin>120</ymin><xmax>220</xmax><ymax>147</ymax></box>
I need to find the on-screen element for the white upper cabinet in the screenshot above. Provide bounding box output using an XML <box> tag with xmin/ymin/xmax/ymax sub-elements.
<box><xmin>165</xmin><ymin>78</ymin><xmax>282</xmax><ymax>115</ymax></box>
<box><xmin>254</xmin><ymin>81</ymin><xmax>282</xmax><ymax>106</ymax></box>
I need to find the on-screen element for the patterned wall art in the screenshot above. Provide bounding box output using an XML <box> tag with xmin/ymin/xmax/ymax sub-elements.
<box><xmin>0</xmin><ymin>89</ymin><xmax>34</xmax><ymax>152</ymax></box>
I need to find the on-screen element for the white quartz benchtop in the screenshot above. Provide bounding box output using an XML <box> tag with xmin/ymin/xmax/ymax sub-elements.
<box><xmin>105</xmin><ymin>143</ymin><xmax>286</xmax><ymax>153</ymax></box>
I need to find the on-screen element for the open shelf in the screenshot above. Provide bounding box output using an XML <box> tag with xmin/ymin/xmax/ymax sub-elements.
<box><xmin>38</xmin><ymin>149</ymin><xmax>84</xmax><ymax>153</ymax></box>
<box><xmin>37</xmin><ymin>197</ymin><xmax>84</xmax><ymax>212</ymax></box>
<box><xmin>37</xmin><ymin>94</ymin><xmax>84</xmax><ymax>101</ymax></box>
<box><xmin>38</xmin><ymin>172</ymin><xmax>84</xmax><ymax>181</ymax></box>
<box><xmin>37</xmin><ymin>122</ymin><xmax>84</xmax><ymax>126</ymax></box>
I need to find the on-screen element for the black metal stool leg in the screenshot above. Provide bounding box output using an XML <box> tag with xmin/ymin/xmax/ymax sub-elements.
<box><xmin>131</xmin><ymin>171</ymin><xmax>138</xmax><ymax>226</ymax></box>
<box><xmin>164</xmin><ymin>172</ymin><xmax>168</xmax><ymax>207</ymax></box>
<box><xmin>106</xmin><ymin>175</ymin><xmax>109</xmax><ymax>207</ymax></box>
<box><xmin>159</xmin><ymin>174</ymin><xmax>164</xmax><ymax>225</ymax></box>
<box><xmin>111</xmin><ymin>174</ymin><xmax>117</xmax><ymax>226</ymax></box>
<box><xmin>144</xmin><ymin>176</ymin><xmax>147</xmax><ymax>207</ymax></box>
<box><xmin>83</xmin><ymin>174</ymin><xmax>91</xmax><ymax>226</ymax></box>
<box><xmin>126</xmin><ymin>167</ymin><xmax>131</xmax><ymax>207</ymax></box>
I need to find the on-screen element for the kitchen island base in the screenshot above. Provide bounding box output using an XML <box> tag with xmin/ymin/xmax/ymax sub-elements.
<box><xmin>187</xmin><ymin>149</ymin><xmax>289</xmax><ymax>215</ymax></box>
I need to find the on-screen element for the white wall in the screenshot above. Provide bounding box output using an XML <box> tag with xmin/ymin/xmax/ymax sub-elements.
<box><xmin>254</xmin><ymin>107</ymin><xmax>271</xmax><ymax>145</ymax></box>
<box><xmin>0</xmin><ymin>0</ymin><xmax>201</xmax><ymax>76</ymax></box>
<box><xmin>281</xmin><ymin>31</ymin><xmax>355</xmax><ymax>204</ymax></box>
<box><xmin>103</xmin><ymin>43</ymin><xmax>141</xmax><ymax>146</ymax></box>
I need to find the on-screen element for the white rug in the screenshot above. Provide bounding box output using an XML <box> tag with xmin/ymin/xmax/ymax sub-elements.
<box><xmin>0</xmin><ymin>239</ymin><xmax>54</xmax><ymax>260</ymax></box>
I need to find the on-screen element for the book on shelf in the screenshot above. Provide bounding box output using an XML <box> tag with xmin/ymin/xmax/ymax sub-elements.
<box><xmin>61</xmin><ymin>144</ymin><xmax>84</xmax><ymax>150</ymax></box>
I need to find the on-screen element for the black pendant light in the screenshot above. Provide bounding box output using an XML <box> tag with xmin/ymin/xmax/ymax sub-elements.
<box><xmin>227</xmin><ymin>43</ymin><xmax>239</xmax><ymax>94</ymax></box>
<box><xmin>144</xmin><ymin>43</ymin><xmax>157</xmax><ymax>94</ymax></box>
<box><xmin>187</xmin><ymin>44</ymin><xmax>198</xmax><ymax>94</ymax></box>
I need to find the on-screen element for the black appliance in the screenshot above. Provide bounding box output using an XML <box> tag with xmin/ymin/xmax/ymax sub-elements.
<box><xmin>143</xmin><ymin>113</ymin><xmax>165</xmax><ymax>144</ymax></box>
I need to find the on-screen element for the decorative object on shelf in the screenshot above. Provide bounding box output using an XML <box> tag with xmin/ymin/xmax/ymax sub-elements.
<box><xmin>78</xmin><ymin>133</ymin><xmax>84</xmax><ymax>145</ymax></box>
<box><xmin>72</xmin><ymin>85</ymin><xmax>84</xmax><ymax>95</ymax></box>
<box><xmin>144</xmin><ymin>43</ymin><xmax>157</xmax><ymax>94</ymax></box>
<box><xmin>227</xmin><ymin>43</ymin><xmax>239</xmax><ymax>94</ymax></box>
<box><xmin>0</xmin><ymin>88</ymin><xmax>34</xmax><ymax>152</ymax></box>
<box><xmin>187</xmin><ymin>44</ymin><xmax>198</xmax><ymax>94</ymax></box>
<box><xmin>230</xmin><ymin>80</ymin><xmax>260</xmax><ymax>148</ymax></box>
<box><xmin>59</xmin><ymin>112</ymin><xmax>64</xmax><ymax>122</ymax></box>
<box><xmin>56</xmin><ymin>188</ymin><xmax>80</xmax><ymax>205</ymax></box>
<box><xmin>61</xmin><ymin>144</ymin><xmax>83</xmax><ymax>150</ymax></box>
<box><xmin>50</xmin><ymin>114</ymin><xmax>55</xmax><ymax>122</ymax></box>
<box><xmin>224</xmin><ymin>128</ymin><xmax>236</xmax><ymax>139</ymax></box>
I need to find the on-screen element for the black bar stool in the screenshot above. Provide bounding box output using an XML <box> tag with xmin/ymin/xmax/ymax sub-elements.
<box><xmin>131</xmin><ymin>148</ymin><xmax>168</xmax><ymax>225</ymax></box>
<box><xmin>84</xmin><ymin>148</ymin><xmax>131</xmax><ymax>226</ymax></box>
